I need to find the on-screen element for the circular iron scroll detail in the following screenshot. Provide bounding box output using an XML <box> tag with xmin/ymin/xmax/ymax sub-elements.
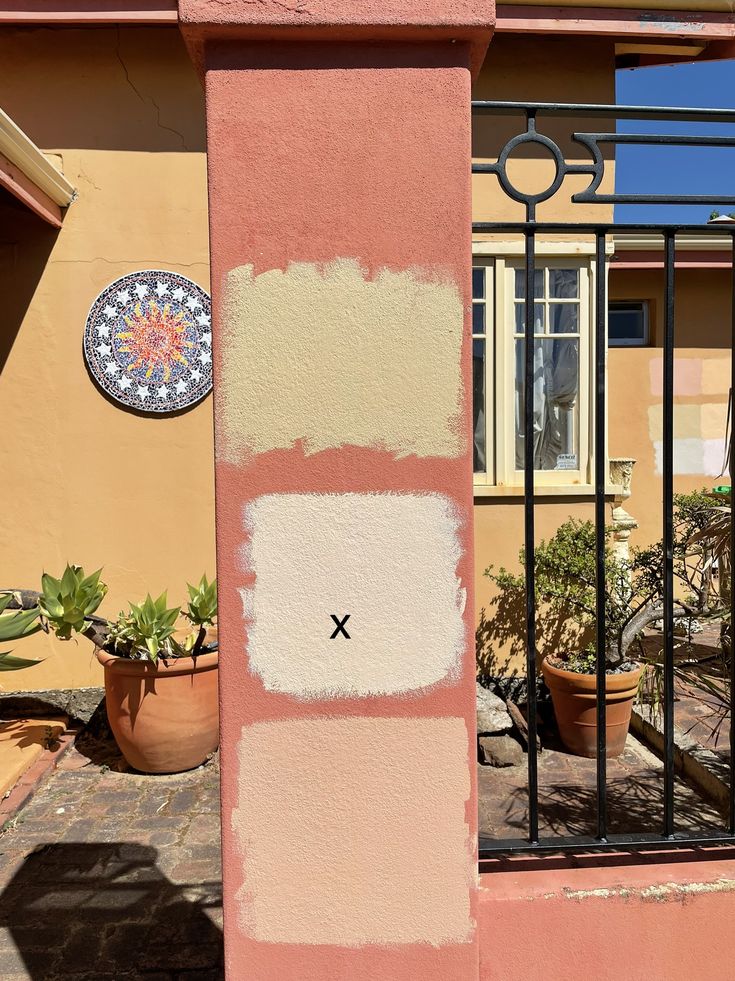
<box><xmin>495</xmin><ymin>130</ymin><xmax>566</xmax><ymax>207</ymax></box>
<box><xmin>83</xmin><ymin>270</ymin><xmax>212</xmax><ymax>413</ymax></box>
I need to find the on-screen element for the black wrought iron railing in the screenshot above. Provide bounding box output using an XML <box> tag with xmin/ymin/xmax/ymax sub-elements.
<box><xmin>472</xmin><ymin>101</ymin><xmax>735</xmax><ymax>857</ymax></box>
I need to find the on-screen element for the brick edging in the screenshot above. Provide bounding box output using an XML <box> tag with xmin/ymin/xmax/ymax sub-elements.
<box><xmin>0</xmin><ymin>725</ymin><xmax>80</xmax><ymax>828</ymax></box>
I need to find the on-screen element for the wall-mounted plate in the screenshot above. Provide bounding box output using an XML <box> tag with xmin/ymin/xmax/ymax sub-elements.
<box><xmin>83</xmin><ymin>270</ymin><xmax>212</xmax><ymax>413</ymax></box>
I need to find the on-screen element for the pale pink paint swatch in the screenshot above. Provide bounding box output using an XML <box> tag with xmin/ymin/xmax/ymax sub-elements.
<box><xmin>649</xmin><ymin>358</ymin><xmax>702</xmax><ymax>396</ymax></box>
<box><xmin>231</xmin><ymin>717</ymin><xmax>474</xmax><ymax>947</ymax></box>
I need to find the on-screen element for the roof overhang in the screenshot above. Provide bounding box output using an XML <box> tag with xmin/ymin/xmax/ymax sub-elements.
<box><xmin>495</xmin><ymin>4</ymin><xmax>735</xmax><ymax>68</ymax></box>
<box><xmin>0</xmin><ymin>108</ymin><xmax>76</xmax><ymax>228</ymax></box>
<box><xmin>612</xmin><ymin>232</ymin><xmax>734</xmax><ymax>269</ymax></box>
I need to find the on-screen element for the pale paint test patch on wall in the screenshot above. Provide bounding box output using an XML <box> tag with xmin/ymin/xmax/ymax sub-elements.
<box><xmin>240</xmin><ymin>493</ymin><xmax>465</xmax><ymax>698</ymax></box>
<box><xmin>649</xmin><ymin>358</ymin><xmax>702</xmax><ymax>397</ymax></box>
<box><xmin>702</xmin><ymin>358</ymin><xmax>731</xmax><ymax>395</ymax></box>
<box><xmin>218</xmin><ymin>260</ymin><xmax>465</xmax><ymax>462</ymax></box>
<box><xmin>647</xmin><ymin>403</ymin><xmax>728</xmax><ymax>442</ymax></box>
<box><xmin>648</xmin><ymin>403</ymin><xmax>728</xmax><ymax>475</ymax></box>
<box><xmin>653</xmin><ymin>438</ymin><xmax>725</xmax><ymax>477</ymax></box>
<box><xmin>232</xmin><ymin>717</ymin><xmax>473</xmax><ymax>947</ymax></box>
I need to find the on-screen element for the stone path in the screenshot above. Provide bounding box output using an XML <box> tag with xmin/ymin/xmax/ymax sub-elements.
<box><xmin>479</xmin><ymin>730</ymin><xmax>727</xmax><ymax>842</ymax></box>
<box><xmin>0</xmin><ymin>741</ymin><xmax>223</xmax><ymax>981</ymax></box>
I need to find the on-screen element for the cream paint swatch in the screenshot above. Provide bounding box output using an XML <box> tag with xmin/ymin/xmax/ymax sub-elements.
<box><xmin>240</xmin><ymin>492</ymin><xmax>466</xmax><ymax>698</ymax></box>
<box><xmin>232</xmin><ymin>717</ymin><xmax>473</xmax><ymax>947</ymax></box>
<box><xmin>648</xmin><ymin>403</ymin><xmax>728</xmax><ymax>442</ymax></box>
<box><xmin>702</xmin><ymin>358</ymin><xmax>731</xmax><ymax>395</ymax></box>
<box><xmin>218</xmin><ymin>260</ymin><xmax>465</xmax><ymax>461</ymax></box>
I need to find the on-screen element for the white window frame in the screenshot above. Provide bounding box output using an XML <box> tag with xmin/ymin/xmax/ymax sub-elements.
<box><xmin>472</xmin><ymin>241</ymin><xmax>604</xmax><ymax>495</ymax></box>
<box><xmin>472</xmin><ymin>262</ymin><xmax>495</xmax><ymax>486</ymax></box>
<box><xmin>608</xmin><ymin>300</ymin><xmax>650</xmax><ymax>347</ymax></box>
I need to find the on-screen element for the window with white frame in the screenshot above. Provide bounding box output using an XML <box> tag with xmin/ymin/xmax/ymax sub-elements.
<box><xmin>472</xmin><ymin>254</ymin><xmax>594</xmax><ymax>489</ymax></box>
<box><xmin>608</xmin><ymin>300</ymin><xmax>649</xmax><ymax>347</ymax></box>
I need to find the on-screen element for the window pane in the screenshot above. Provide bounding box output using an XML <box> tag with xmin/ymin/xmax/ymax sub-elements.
<box><xmin>549</xmin><ymin>268</ymin><xmax>579</xmax><ymax>299</ymax></box>
<box><xmin>550</xmin><ymin>303</ymin><xmax>579</xmax><ymax>334</ymax></box>
<box><xmin>472</xmin><ymin>267</ymin><xmax>485</xmax><ymax>300</ymax></box>
<box><xmin>609</xmin><ymin>303</ymin><xmax>647</xmax><ymax>345</ymax></box>
<box><xmin>472</xmin><ymin>303</ymin><xmax>485</xmax><ymax>334</ymax></box>
<box><xmin>514</xmin><ymin>303</ymin><xmax>544</xmax><ymax>333</ymax></box>
<box><xmin>514</xmin><ymin>338</ymin><xmax>580</xmax><ymax>471</ymax></box>
<box><xmin>473</xmin><ymin>338</ymin><xmax>486</xmax><ymax>473</ymax></box>
<box><xmin>514</xmin><ymin>268</ymin><xmax>544</xmax><ymax>299</ymax></box>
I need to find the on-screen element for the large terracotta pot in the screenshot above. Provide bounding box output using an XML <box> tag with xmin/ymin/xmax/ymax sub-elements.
<box><xmin>541</xmin><ymin>656</ymin><xmax>643</xmax><ymax>758</ymax></box>
<box><xmin>96</xmin><ymin>649</ymin><xmax>219</xmax><ymax>773</ymax></box>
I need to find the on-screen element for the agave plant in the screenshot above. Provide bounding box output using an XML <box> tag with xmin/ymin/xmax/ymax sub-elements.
<box><xmin>0</xmin><ymin>593</ymin><xmax>42</xmax><ymax>672</ymax></box>
<box><xmin>186</xmin><ymin>573</ymin><xmax>217</xmax><ymax>627</ymax></box>
<box><xmin>4</xmin><ymin>566</ymin><xmax>217</xmax><ymax>665</ymax></box>
<box><xmin>107</xmin><ymin>592</ymin><xmax>180</xmax><ymax>662</ymax></box>
<box><xmin>38</xmin><ymin>565</ymin><xmax>107</xmax><ymax>640</ymax></box>
<box><xmin>180</xmin><ymin>574</ymin><xmax>218</xmax><ymax>655</ymax></box>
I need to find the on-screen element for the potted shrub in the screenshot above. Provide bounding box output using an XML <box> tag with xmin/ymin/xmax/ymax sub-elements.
<box><xmin>13</xmin><ymin>566</ymin><xmax>219</xmax><ymax>773</ymax></box>
<box><xmin>485</xmin><ymin>495</ymin><xmax>720</xmax><ymax>757</ymax></box>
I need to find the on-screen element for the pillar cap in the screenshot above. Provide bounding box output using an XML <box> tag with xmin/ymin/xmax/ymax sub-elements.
<box><xmin>179</xmin><ymin>0</ymin><xmax>494</xmax><ymax>77</ymax></box>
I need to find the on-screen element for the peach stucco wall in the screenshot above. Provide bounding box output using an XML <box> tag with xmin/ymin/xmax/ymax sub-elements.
<box><xmin>479</xmin><ymin>852</ymin><xmax>735</xmax><ymax>981</ymax></box>
<box><xmin>0</xmin><ymin>26</ymin><xmax>214</xmax><ymax>689</ymax></box>
<box><xmin>197</xmin><ymin>26</ymin><xmax>484</xmax><ymax>974</ymax></box>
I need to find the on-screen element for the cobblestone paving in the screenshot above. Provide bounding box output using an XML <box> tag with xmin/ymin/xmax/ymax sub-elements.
<box><xmin>0</xmin><ymin>743</ymin><xmax>223</xmax><ymax>981</ymax></box>
<box><xmin>479</xmin><ymin>706</ymin><xmax>727</xmax><ymax>841</ymax></box>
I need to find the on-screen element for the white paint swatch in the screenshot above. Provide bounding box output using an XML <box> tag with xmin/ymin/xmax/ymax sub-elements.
<box><xmin>653</xmin><ymin>438</ymin><xmax>725</xmax><ymax>476</ymax></box>
<box><xmin>240</xmin><ymin>492</ymin><xmax>466</xmax><ymax>698</ymax></box>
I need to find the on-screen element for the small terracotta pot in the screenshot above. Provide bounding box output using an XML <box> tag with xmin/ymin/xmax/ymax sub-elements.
<box><xmin>541</xmin><ymin>656</ymin><xmax>643</xmax><ymax>758</ymax></box>
<box><xmin>96</xmin><ymin>648</ymin><xmax>219</xmax><ymax>774</ymax></box>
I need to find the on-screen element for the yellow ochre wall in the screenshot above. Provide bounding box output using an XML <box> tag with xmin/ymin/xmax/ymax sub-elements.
<box><xmin>0</xmin><ymin>26</ymin><xmax>213</xmax><ymax>689</ymax></box>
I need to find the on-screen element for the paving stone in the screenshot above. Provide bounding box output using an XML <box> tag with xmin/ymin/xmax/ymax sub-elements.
<box><xmin>479</xmin><ymin>733</ymin><xmax>524</xmax><ymax>767</ymax></box>
<box><xmin>0</xmin><ymin>735</ymin><xmax>222</xmax><ymax>981</ymax></box>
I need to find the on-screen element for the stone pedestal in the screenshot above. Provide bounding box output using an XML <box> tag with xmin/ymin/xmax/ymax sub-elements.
<box><xmin>180</xmin><ymin>4</ymin><xmax>493</xmax><ymax>978</ymax></box>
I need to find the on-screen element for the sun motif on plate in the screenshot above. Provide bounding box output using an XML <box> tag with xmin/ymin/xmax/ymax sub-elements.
<box><xmin>117</xmin><ymin>300</ymin><xmax>194</xmax><ymax>382</ymax></box>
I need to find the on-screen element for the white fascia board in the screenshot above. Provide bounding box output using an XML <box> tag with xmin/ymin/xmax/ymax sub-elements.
<box><xmin>0</xmin><ymin>107</ymin><xmax>76</xmax><ymax>206</ymax></box>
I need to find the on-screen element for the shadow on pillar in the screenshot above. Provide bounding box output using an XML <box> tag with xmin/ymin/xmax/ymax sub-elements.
<box><xmin>0</xmin><ymin>842</ymin><xmax>223</xmax><ymax>979</ymax></box>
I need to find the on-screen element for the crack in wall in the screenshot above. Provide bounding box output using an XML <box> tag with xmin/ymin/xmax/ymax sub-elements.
<box><xmin>114</xmin><ymin>28</ymin><xmax>190</xmax><ymax>151</ymax></box>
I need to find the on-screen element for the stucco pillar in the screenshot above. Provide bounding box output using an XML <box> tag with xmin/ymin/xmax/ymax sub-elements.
<box><xmin>179</xmin><ymin>4</ymin><xmax>493</xmax><ymax>979</ymax></box>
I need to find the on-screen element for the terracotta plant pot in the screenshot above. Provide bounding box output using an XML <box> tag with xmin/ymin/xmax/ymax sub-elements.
<box><xmin>96</xmin><ymin>648</ymin><xmax>219</xmax><ymax>774</ymax></box>
<box><xmin>541</xmin><ymin>656</ymin><xmax>643</xmax><ymax>758</ymax></box>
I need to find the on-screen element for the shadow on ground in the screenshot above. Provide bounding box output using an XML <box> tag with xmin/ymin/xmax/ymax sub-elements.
<box><xmin>0</xmin><ymin>842</ymin><xmax>223</xmax><ymax>980</ymax></box>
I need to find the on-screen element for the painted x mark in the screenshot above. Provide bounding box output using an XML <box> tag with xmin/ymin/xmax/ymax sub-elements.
<box><xmin>330</xmin><ymin>614</ymin><xmax>351</xmax><ymax>639</ymax></box>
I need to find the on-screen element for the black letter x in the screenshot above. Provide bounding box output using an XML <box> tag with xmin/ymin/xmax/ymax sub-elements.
<box><xmin>330</xmin><ymin>614</ymin><xmax>351</xmax><ymax>639</ymax></box>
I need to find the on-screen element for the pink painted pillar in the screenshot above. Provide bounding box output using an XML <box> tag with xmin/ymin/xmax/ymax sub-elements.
<box><xmin>180</xmin><ymin>5</ymin><xmax>493</xmax><ymax>979</ymax></box>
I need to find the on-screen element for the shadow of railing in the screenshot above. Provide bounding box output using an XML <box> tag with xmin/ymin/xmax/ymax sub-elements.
<box><xmin>0</xmin><ymin>842</ymin><xmax>223</xmax><ymax>980</ymax></box>
<box><xmin>500</xmin><ymin>770</ymin><xmax>727</xmax><ymax>840</ymax></box>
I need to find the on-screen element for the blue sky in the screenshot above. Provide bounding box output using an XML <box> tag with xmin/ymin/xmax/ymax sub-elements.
<box><xmin>615</xmin><ymin>59</ymin><xmax>735</xmax><ymax>223</ymax></box>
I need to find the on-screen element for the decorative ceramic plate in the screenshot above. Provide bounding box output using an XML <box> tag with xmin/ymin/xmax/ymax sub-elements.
<box><xmin>83</xmin><ymin>270</ymin><xmax>212</xmax><ymax>413</ymax></box>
